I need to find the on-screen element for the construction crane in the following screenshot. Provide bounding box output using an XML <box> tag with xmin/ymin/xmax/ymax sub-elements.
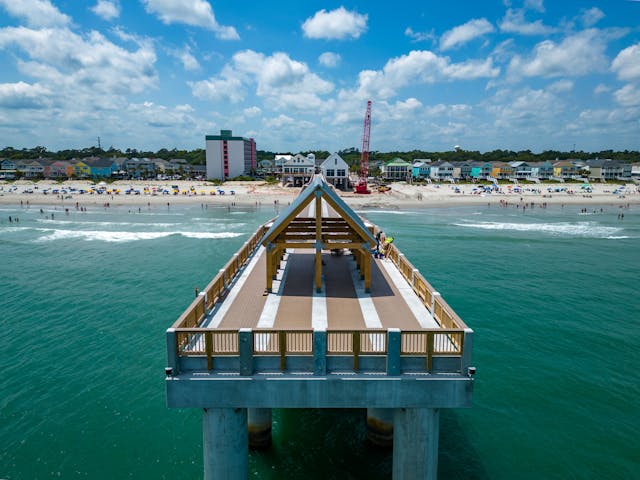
<box><xmin>354</xmin><ymin>100</ymin><xmax>372</xmax><ymax>194</ymax></box>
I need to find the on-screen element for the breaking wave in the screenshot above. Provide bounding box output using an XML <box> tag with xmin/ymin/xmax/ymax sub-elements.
<box><xmin>33</xmin><ymin>229</ymin><xmax>243</xmax><ymax>243</ymax></box>
<box><xmin>453</xmin><ymin>221</ymin><xmax>625</xmax><ymax>239</ymax></box>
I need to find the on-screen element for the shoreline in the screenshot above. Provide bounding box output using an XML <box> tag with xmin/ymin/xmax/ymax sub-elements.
<box><xmin>0</xmin><ymin>179</ymin><xmax>638</xmax><ymax>210</ymax></box>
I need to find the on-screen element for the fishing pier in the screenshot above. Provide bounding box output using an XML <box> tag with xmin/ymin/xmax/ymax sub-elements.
<box><xmin>165</xmin><ymin>176</ymin><xmax>474</xmax><ymax>479</ymax></box>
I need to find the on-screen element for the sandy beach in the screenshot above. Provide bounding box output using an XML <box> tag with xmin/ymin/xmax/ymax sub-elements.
<box><xmin>0</xmin><ymin>179</ymin><xmax>638</xmax><ymax>209</ymax></box>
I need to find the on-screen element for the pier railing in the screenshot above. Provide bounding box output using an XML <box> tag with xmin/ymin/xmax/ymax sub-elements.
<box><xmin>170</xmin><ymin>327</ymin><xmax>469</xmax><ymax>375</ymax></box>
<box><xmin>168</xmin><ymin>220</ymin><xmax>471</xmax><ymax>376</ymax></box>
<box><xmin>171</xmin><ymin>223</ymin><xmax>270</xmax><ymax>330</ymax></box>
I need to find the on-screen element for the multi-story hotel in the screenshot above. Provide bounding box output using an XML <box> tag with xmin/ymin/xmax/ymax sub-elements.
<box><xmin>205</xmin><ymin>130</ymin><xmax>256</xmax><ymax>180</ymax></box>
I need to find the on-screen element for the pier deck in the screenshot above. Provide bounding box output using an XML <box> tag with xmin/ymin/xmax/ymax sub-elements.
<box><xmin>165</xmin><ymin>175</ymin><xmax>474</xmax><ymax>480</ymax></box>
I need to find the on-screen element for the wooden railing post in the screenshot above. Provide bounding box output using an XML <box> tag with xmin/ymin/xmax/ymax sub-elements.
<box><xmin>431</xmin><ymin>291</ymin><xmax>440</xmax><ymax>319</ymax></box>
<box><xmin>219</xmin><ymin>268</ymin><xmax>227</xmax><ymax>289</ymax></box>
<box><xmin>426</xmin><ymin>332</ymin><xmax>434</xmax><ymax>373</ymax></box>
<box><xmin>353</xmin><ymin>331</ymin><xmax>360</xmax><ymax>371</ymax></box>
<box><xmin>279</xmin><ymin>331</ymin><xmax>287</xmax><ymax>372</ymax></box>
<box><xmin>205</xmin><ymin>331</ymin><xmax>213</xmax><ymax>370</ymax></box>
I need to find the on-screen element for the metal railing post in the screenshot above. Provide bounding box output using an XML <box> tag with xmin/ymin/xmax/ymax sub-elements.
<box><xmin>239</xmin><ymin>328</ymin><xmax>253</xmax><ymax>376</ymax></box>
<box><xmin>387</xmin><ymin>328</ymin><xmax>401</xmax><ymax>376</ymax></box>
<box><xmin>313</xmin><ymin>330</ymin><xmax>327</xmax><ymax>375</ymax></box>
<box><xmin>461</xmin><ymin>328</ymin><xmax>474</xmax><ymax>374</ymax></box>
<box><xmin>166</xmin><ymin>328</ymin><xmax>179</xmax><ymax>375</ymax></box>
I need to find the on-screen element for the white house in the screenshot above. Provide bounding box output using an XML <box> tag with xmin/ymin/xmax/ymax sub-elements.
<box><xmin>282</xmin><ymin>154</ymin><xmax>316</xmax><ymax>187</ymax></box>
<box><xmin>320</xmin><ymin>153</ymin><xmax>349</xmax><ymax>190</ymax></box>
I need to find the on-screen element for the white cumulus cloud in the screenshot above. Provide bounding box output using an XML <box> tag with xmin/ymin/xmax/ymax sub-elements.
<box><xmin>440</xmin><ymin>18</ymin><xmax>494</xmax><ymax>51</ymax></box>
<box><xmin>142</xmin><ymin>0</ymin><xmax>239</xmax><ymax>40</ymax></box>
<box><xmin>611</xmin><ymin>43</ymin><xmax>640</xmax><ymax>81</ymax></box>
<box><xmin>353</xmin><ymin>50</ymin><xmax>499</xmax><ymax>100</ymax></box>
<box><xmin>91</xmin><ymin>1</ymin><xmax>120</xmax><ymax>21</ymax></box>
<box><xmin>499</xmin><ymin>8</ymin><xmax>555</xmax><ymax>35</ymax></box>
<box><xmin>0</xmin><ymin>81</ymin><xmax>52</xmax><ymax>109</ymax></box>
<box><xmin>0</xmin><ymin>0</ymin><xmax>70</xmax><ymax>28</ymax></box>
<box><xmin>614</xmin><ymin>84</ymin><xmax>640</xmax><ymax>107</ymax></box>
<box><xmin>508</xmin><ymin>30</ymin><xmax>608</xmax><ymax>78</ymax></box>
<box><xmin>302</xmin><ymin>7</ymin><xmax>367</xmax><ymax>40</ymax></box>
<box><xmin>318</xmin><ymin>52</ymin><xmax>341</xmax><ymax>67</ymax></box>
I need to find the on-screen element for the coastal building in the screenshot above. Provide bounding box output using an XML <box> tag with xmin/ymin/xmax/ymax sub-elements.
<box><xmin>381</xmin><ymin>157</ymin><xmax>411</xmax><ymax>181</ymax></box>
<box><xmin>429</xmin><ymin>161</ymin><xmax>455</xmax><ymax>181</ymax></box>
<box><xmin>165</xmin><ymin>175</ymin><xmax>475</xmax><ymax>480</ymax></box>
<box><xmin>205</xmin><ymin>130</ymin><xmax>256</xmax><ymax>181</ymax></box>
<box><xmin>320</xmin><ymin>153</ymin><xmax>349</xmax><ymax>189</ymax></box>
<box><xmin>412</xmin><ymin>160</ymin><xmax>431</xmax><ymax>180</ymax></box>
<box><xmin>510</xmin><ymin>161</ymin><xmax>533</xmax><ymax>180</ymax></box>
<box><xmin>83</xmin><ymin>157</ymin><xmax>117</xmax><ymax>178</ymax></box>
<box><xmin>281</xmin><ymin>154</ymin><xmax>315</xmax><ymax>186</ymax></box>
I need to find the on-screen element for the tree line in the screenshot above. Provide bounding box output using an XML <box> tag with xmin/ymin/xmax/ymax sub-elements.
<box><xmin>2</xmin><ymin>145</ymin><xmax>638</xmax><ymax>167</ymax></box>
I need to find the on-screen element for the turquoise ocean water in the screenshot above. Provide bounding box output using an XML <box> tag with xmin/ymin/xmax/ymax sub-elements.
<box><xmin>1</xmin><ymin>201</ymin><xmax>638</xmax><ymax>479</ymax></box>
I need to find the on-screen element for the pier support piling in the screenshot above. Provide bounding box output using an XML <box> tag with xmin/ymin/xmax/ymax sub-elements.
<box><xmin>393</xmin><ymin>408</ymin><xmax>440</xmax><ymax>480</ymax></box>
<box><xmin>366</xmin><ymin>408</ymin><xmax>394</xmax><ymax>447</ymax></box>
<box><xmin>248</xmin><ymin>408</ymin><xmax>272</xmax><ymax>449</ymax></box>
<box><xmin>202</xmin><ymin>407</ymin><xmax>248</xmax><ymax>480</ymax></box>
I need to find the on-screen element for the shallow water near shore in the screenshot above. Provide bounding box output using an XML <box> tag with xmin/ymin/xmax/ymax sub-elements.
<box><xmin>1</xmin><ymin>202</ymin><xmax>638</xmax><ymax>479</ymax></box>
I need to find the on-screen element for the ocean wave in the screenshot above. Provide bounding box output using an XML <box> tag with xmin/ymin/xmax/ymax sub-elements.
<box><xmin>355</xmin><ymin>209</ymin><xmax>414</xmax><ymax>215</ymax></box>
<box><xmin>33</xmin><ymin>229</ymin><xmax>243</xmax><ymax>243</ymax></box>
<box><xmin>36</xmin><ymin>219</ymin><xmax>177</xmax><ymax>228</ymax></box>
<box><xmin>453</xmin><ymin>221</ymin><xmax>624</xmax><ymax>238</ymax></box>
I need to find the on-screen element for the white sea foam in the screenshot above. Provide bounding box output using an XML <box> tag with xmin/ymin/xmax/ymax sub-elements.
<box><xmin>454</xmin><ymin>221</ymin><xmax>624</xmax><ymax>238</ymax></box>
<box><xmin>181</xmin><ymin>232</ymin><xmax>243</xmax><ymax>239</ymax></box>
<box><xmin>356</xmin><ymin>209</ymin><xmax>414</xmax><ymax>215</ymax></box>
<box><xmin>36</xmin><ymin>219</ymin><xmax>176</xmax><ymax>228</ymax></box>
<box><xmin>33</xmin><ymin>229</ymin><xmax>243</xmax><ymax>243</ymax></box>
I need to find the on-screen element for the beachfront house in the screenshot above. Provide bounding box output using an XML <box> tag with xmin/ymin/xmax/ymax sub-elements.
<box><xmin>121</xmin><ymin>158</ymin><xmax>157</xmax><ymax>179</ymax></box>
<box><xmin>411</xmin><ymin>160</ymin><xmax>431</xmax><ymax>179</ymax></box>
<box><xmin>84</xmin><ymin>157</ymin><xmax>117</xmax><ymax>178</ymax></box>
<box><xmin>552</xmin><ymin>160</ymin><xmax>578</xmax><ymax>180</ymax></box>
<box><xmin>71</xmin><ymin>159</ymin><xmax>92</xmax><ymax>179</ymax></box>
<box><xmin>529</xmin><ymin>161</ymin><xmax>554</xmax><ymax>180</ymax></box>
<box><xmin>0</xmin><ymin>159</ymin><xmax>16</xmax><ymax>179</ymax></box>
<box><xmin>510</xmin><ymin>162</ymin><xmax>533</xmax><ymax>180</ymax></box>
<box><xmin>47</xmin><ymin>160</ymin><xmax>74</xmax><ymax>178</ymax></box>
<box><xmin>429</xmin><ymin>161</ymin><xmax>455</xmax><ymax>181</ymax></box>
<box><xmin>320</xmin><ymin>153</ymin><xmax>349</xmax><ymax>190</ymax></box>
<box><xmin>455</xmin><ymin>161</ymin><xmax>473</xmax><ymax>180</ymax></box>
<box><xmin>274</xmin><ymin>154</ymin><xmax>292</xmax><ymax>175</ymax></box>
<box><xmin>15</xmin><ymin>159</ymin><xmax>45</xmax><ymax>178</ymax></box>
<box><xmin>281</xmin><ymin>154</ymin><xmax>315</xmax><ymax>187</ymax></box>
<box><xmin>631</xmin><ymin>163</ymin><xmax>640</xmax><ymax>179</ymax></box>
<box><xmin>382</xmin><ymin>158</ymin><xmax>411</xmax><ymax>181</ymax></box>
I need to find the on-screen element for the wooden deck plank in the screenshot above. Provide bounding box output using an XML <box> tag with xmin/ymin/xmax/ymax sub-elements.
<box><xmin>272</xmin><ymin>252</ymin><xmax>314</xmax><ymax>329</ymax></box>
<box><xmin>216</xmin><ymin>251</ymin><xmax>268</xmax><ymax>329</ymax></box>
<box><xmin>369</xmin><ymin>258</ymin><xmax>423</xmax><ymax>330</ymax></box>
<box><xmin>324</xmin><ymin>254</ymin><xmax>366</xmax><ymax>330</ymax></box>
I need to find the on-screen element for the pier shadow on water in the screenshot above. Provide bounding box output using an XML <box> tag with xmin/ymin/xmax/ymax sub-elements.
<box><xmin>250</xmin><ymin>408</ymin><xmax>391</xmax><ymax>479</ymax></box>
<box><xmin>249</xmin><ymin>408</ymin><xmax>488</xmax><ymax>479</ymax></box>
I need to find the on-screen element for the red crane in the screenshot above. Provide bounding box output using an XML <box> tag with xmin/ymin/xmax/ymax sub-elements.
<box><xmin>354</xmin><ymin>100</ymin><xmax>372</xmax><ymax>194</ymax></box>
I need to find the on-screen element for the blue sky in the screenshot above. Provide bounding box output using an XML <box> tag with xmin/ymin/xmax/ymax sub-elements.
<box><xmin>0</xmin><ymin>0</ymin><xmax>639</xmax><ymax>153</ymax></box>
